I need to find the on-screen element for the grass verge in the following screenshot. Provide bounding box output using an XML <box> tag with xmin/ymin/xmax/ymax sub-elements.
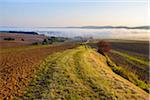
<box><xmin>105</xmin><ymin>54</ymin><xmax>149</xmax><ymax>93</ymax></box>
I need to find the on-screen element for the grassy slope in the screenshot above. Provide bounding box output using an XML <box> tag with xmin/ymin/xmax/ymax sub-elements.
<box><xmin>15</xmin><ymin>46</ymin><xmax>148</xmax><ymax>99</ymax></box>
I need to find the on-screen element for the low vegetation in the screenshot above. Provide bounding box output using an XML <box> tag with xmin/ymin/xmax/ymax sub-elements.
<box><xmin>0</xmin><ymin>43</ymin><xmax>77</xmax><ymax>99</ymax></box>
<box><xmin>89</xmin><ymin>41</ymin><xmax>149</xmax><ymax>93</ymax></box>
<box><xmin>4</xmin><ymin>37</ymin><xmax>15</xmax><ymax>41</ymax></box>
<box><xmin>112</xmin><ymin>48</ymin><xmax>149</xmax><ymax>62</ymax></box>
<box><xmin>14</xmin><ymin>46</ymin><xmax>148</xmax><ymax>99</ymax></box>
<box><xmin>31</xmin><ymin>42</ymin><xmax>39</xmax><ymax>45</ymax></box>
<box><xmin>97</xmin><ymin>40</ymin><xmax>111</xmax><ymax>55</ymax></box>
<box><xmin>111</xmin><ymin>50</ymin><xmax>149</xmax><ymax>66</ymax></box>
<box><xmin>106</xmin><ymin>52</ymin><xmax>149</xmax><ymax>93</ymax></box>
<box><xmin>1</xmin><ymin>35</ymin><xmax>149</xmax><ymax>99</ymax></box>
<box><xmin>32</xmin><ymin>36</ymin><xmax>67</xmax><ymax>45</ymax></box>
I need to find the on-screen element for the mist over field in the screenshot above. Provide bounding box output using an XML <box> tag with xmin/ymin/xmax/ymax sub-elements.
<box><xmin>0</xmin><ymin>27</ymin><xmax>149</xmax><ymax>41</ymax></box>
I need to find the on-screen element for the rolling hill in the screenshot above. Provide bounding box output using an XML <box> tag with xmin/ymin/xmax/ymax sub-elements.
<box><xmin>15</xmin><ymin>46</ymin><xmax>148</xmax><ymax>99</ymax></box>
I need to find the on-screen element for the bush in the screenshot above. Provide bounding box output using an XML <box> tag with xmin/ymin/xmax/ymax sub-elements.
<box><xmin>21</xmin><ymin>38</ymin><xmax>24</xmax><ymax>41</ymax></box>
<box><xmin>97</xmin><ymin>40</ymin><xmax>110</xmax><ymax>55</ymax></box>
<box><xmin>4</xmin><ymin>37</ymin><xmax>15</xmax><ymax>41</ymax></box>
<box><xmin>42</xmin><ymin>39</ymin><xmax>49</xmax><ymax>45</ymax></box>
<box><xmin>32</xmin><ymin>42</ymin><xmax>39</xmax><ymax>45</ymax></box>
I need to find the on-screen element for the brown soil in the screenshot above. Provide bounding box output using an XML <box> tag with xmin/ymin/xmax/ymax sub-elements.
<box><xmin>0</xmin><ymin>43</ymin><xmax>77</xmax><ymax>99</ymax></box>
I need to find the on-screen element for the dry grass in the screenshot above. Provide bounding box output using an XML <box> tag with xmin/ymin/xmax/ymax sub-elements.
<box><xmin>16</xmin><ymin>46</ymin><xmax>149</xmax><ymax>99</ymax></box>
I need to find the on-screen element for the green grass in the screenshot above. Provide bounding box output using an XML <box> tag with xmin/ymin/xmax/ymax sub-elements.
<box><xmin>105</xmin><ymin>54</ymin><xmax>149</xmax><ymax>93</ymax></box>
<box><xmin>111</xmin><ymin>50</ymin><xmax>149</xmax><ymax>66</ymax></box>
<box><xmin>14</xmin><ymin>46</ymin><xmax>148</xmax><ymax>99</ymax></box>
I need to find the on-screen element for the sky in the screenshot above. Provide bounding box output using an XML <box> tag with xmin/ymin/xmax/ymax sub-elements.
<box><xmin>0</xmin><ymin>0</ymin><xmax>149</xmax><ymax>27</ymax></box>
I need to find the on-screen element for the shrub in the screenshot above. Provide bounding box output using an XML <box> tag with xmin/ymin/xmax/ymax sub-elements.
<box><xmin>97</xmin><ymin>40</ymin><xmax>111</xmax><ymax>55</ymax></box>
<box><xmin>42</xmin><ymin>39</ymin><xmax>49</xmax><ymax>45</ymax></box>
<box><xmin>4</xmin><ymin>37</ymin><xmax>15</xmax><ymax>41</ymax></box>
<box><xmin>51</xmin><ymin>36</ymin><xmax>58</xmax><ymax>42</ymax></box>
<box><xmin>32</xmin><ymin>42</ymin><xmax>39</xmax><ymax>45</ymax></box>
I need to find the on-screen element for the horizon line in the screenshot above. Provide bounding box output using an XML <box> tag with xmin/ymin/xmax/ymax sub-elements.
<box><xmin>0</xmin><ymin>25</ymin><xmax>149</xmax><ymax>28</ymax></box>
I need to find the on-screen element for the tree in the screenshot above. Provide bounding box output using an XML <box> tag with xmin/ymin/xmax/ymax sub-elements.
<box><xmin>32</xmin><ymin>42</ymin><xmax>39</xmax><ymax>45</ymax></box>
<box><xmin>97</xmin><ymin>40</ymin><xmax>111</xmax><ymax>55</ymax></box>
<box><xmin>21</xmin><ymin>38</ymin><xmax>24</xmax><ymax>41</ymax></box>
<box><xmin>42</xmin><ymin>38</ymin><xmax>49</xmax><ymax>45</ymax></box>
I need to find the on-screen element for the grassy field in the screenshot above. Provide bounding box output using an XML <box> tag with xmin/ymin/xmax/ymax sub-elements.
<box><xmin>0</xmin><ymin>33</ymin><xmax>46</xmax><ymax>47</ymax></box>
<box><xmin>0</xmin><ymin>37</ymin><xmax>149</xmax><ymax>99</ymax></box>
<box><xmin>106</xmin><ymin>41</ymin><xmax>149</xmax><ymax>93</ymax></box>
<box><xmin>88</xmin><ymin>41</ymin><xmax>149</xmax><ymax>92</ymax></box>
<box><xmin>107</xmin><ymin>49</ymin><xmax>149</xmax><ymax>92</ymax></box>
<box><xmin>0</xmin><ymin>43</ymin><xmax>77</xmax><ymax>99</ymax></box>
<box><xmin>14</xmin><ymin>46</ymin><xmax>148</xmax><ymax>99</ymax></box>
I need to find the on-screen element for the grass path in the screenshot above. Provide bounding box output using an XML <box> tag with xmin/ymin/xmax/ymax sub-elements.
<box><xmin>15</xmin><ymin>46</ymin><xmax>149</xmax><ymax>99</ymax></box>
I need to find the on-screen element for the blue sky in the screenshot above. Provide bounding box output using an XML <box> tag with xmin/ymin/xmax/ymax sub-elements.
<box><xmin>0</xmin><ymin>0</ymin><xmax>149</xmax><ymax>27</ymax></box>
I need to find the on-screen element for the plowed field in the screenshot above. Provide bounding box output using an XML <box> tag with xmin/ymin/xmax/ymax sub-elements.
<box><xmin>0</xmin><ymin>44</ymin><xmax>77</xmax><ymax>99</ymax></box>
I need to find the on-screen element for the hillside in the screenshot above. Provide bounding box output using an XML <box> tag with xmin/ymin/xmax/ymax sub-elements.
<box><xmin>15</xmin><ymin>46</ymin><xmax>148</xmax><ymax>99</ymax></box>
